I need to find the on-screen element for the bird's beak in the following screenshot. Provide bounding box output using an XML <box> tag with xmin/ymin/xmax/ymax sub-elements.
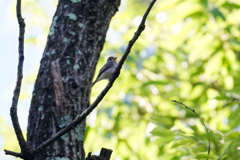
<box><xmin>114</xmin><ymin>57</ymin><xmax>117</xmax><ymax>60</ymax></box>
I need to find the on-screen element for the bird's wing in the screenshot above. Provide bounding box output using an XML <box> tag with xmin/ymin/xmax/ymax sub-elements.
<box><xmin>97</xmin><ymin>61</ymin><xmax>113</xmax><ymax>79</ymax></box>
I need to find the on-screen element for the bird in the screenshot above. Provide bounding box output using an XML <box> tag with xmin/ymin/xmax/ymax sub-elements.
<box><xmin>92</xmin><ymin>56</ymin><xmax>118</xmax><ymax>86</ymax></box>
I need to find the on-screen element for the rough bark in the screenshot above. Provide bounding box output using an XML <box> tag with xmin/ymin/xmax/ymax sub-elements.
<box><xmin>27</xmin><ymin>0</ymin><xmax>120</xmax><ymax>159</ymax></box>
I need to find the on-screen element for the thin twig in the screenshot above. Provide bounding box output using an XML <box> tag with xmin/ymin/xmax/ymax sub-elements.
<box><xmin>32</xmin><ymin>0</ymin><xmax>157</xmax><ymax>155</ymax></box>
<box><xmin>4</xmin><ymin>0</ymin><xmax>33</xmax><ymax>159</ymax></box>
<box><xmin>171</xmin><ymin>100</ymin><xmax>211</xmax><ymax>159</ymax></box>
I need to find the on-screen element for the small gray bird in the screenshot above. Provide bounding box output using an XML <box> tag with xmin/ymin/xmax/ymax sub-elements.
<box><xmin>92</xmin><ymin>56</ymin><xmax>118</xmax><ymax>86</ymax></box>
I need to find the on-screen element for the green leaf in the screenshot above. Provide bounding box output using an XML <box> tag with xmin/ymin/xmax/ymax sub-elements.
<box><xmin>195</xmin><ymin>153</ymin><xmax>210</xmax><ymax>159</ymax></box>
<box><xmin>207</xmin><ymin>131</ymin><xmax>223</xmax><ymax>144</ymax></box>
<box><xmin>193</xmin><ymin>143</ymin><xmax>208</xmax><ymax>153</ymax></box>
<box><xmin>189</xmin><ymin>84</ymin><xmax>205</xmax><ymax>100</ymax></box>
<box><xmin>211</xmin><ymin>6</ymin><xmax>226</xmax><ymax>21</ymax></box>
<box><xmin>226</xmin><ymin>136</ymin><xmax>240</xmax><ymax>159</ymax></box>
<box><xmin>151</xmin><ymin>126</ymin><xmax>174</xmax><ymax>137</ymax></box>
<box><xmin>150</xmin><ymin>115</ymin><xmax>174</xmax><ymax>128</ymax></box>
<box><xmin>229</xmin><ymin>106</ymin><xmax>240</xmax><ymax>129</ymax></box>
<box><xmin>154</xmin><ymin>136</ymin><xmax>175</xmax><ymax>146</ymax></box>
<box><xmin>222</xmin><ymin>2</ymin><xmax>240</xmax><ymax>10</ymax></box>
<box><xmin>141</xmin><ymin>81</ymin><xmax>169</xmax><ymax>88</ymax></box>
<box><xmin>172</xmin><ymin>138</ymin><xmax>195</xmax><ymax>148</ymax></box>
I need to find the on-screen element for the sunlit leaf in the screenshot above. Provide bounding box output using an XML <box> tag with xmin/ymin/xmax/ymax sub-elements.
<box><xmin>172</xmin><ymin>138</ymin><xmax>195</xmax><ymax>148</ymax></box>
<box><xmin>193</xmin><ymin>143</ymin><xmax>208</xmax><ymax>153</ymax></box>
<box><xmin>154</xmin><ymin>136</ymin><xmax>175</xmax><ymax>147</ymax></box>
<box><xmin>151</xmin><ymin>126</ymin><xmax>174</xmax><ymax>137</ymax></box>
<box><xmin>195</xmin><ymin>152</ymin><xmax>210</xmax><ymax>159</ymax></box>
<box><xmin>150</xmin><ymin>115</ymin><xmax>174</xmax><ymax>128</ymax></box>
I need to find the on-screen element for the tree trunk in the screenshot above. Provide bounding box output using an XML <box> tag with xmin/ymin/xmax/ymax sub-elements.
<box><xmin>27</xmin><ymin>0</ymin><xmax>120</xmax><ymax>159</ymax></box>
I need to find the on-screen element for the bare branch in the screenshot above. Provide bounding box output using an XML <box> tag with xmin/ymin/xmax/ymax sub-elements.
<box><xmin>171</xmin><ymin>100</ymin><xmax>211</xmax><ymax>158</ymax></box>
<box><xmin>4</xmin><ymin>150</ymin><xmax>24</xmax><ymax>159</ymax></box>
<box><xmin>5</xmin><ymin>0</ymin><xmax>33</xmax><ymax>159</ymax></box>
<box><xmin>32</xmin><ymin>0</ymin><xmax>157</xmax><ymax>155</ymax></box>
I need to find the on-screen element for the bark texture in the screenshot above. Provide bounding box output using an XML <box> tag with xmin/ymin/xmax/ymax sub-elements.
<box><xmin>27</xmin><ymin>0</ymin><xmax>120</xmax><ymax>159</ymax></box>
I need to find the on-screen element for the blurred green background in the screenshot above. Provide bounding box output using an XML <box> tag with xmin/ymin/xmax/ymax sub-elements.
<box><xmin>1</xmin><ymin>0</ymin><xmax>240</xmax><ymax>159</ymax></box>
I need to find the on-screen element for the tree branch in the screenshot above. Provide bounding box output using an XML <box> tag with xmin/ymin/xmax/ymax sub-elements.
<box><xmin>4</xmin><ymin>0</ymin><xmax>33</xmax><ymax>159</ymax></box>
<box><xmin>4</xmin><ymin>150</ymin><xmax>24</xmax><ymax>159</ymax></box>
<box><xmin>32</xmin><ymin>0</ymin><xmax>157</xmax><ymax>155</ymax></box>
<box><xmin>171</xmin><ymin>100</ymin><xmax>211</xmax><ymax>159</ymax></box>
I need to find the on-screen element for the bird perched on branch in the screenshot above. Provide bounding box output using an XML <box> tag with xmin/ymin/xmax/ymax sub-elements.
<box><xmin>92</xmin><ymin>56</ymin><xmax>117</xmax><ymax>86</ymax></box>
